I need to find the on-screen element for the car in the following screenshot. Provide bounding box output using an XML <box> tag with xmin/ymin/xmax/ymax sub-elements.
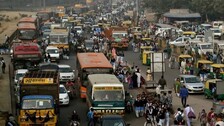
<box><xmin>210</xmin><ymin>28</ymin><xmax>222</xmax><ymax>39</ymax></box>
<box><xmin>59</xmin><ymin>84</ymin><xmax>70</xmax><ymax>105</ymax></box>
<box><xmin>84</xmin><ymin>39</ymin><xmax>95</xmax><ymax>52</ymax></box>
<box><xmin>14</xmin><ymin>69</ymin><xmax>28</xmax><ymax>91</ymax></box>
<box><xmin>58</xmin><ymin>64</ymin><xmax>75</xmax><ymax>82</ymax></box>
<box><xmin>99</xmin><ymin>115</ymin><xmax>130</xmax><ymax>126</ymax></box>
<box><xmin>178</xmin><ymin>75</ymin><xmax>204</xmax><ymax>94</ymax></box>
<box><xmin>74</xmin><ymin>26</ymin><xmax>83</xmax><ymax>35</ymax></box>
<box><xmin>169</xmin><ymin>37</ymin><xmax>191</xmax><ymax>45</ymax></box>
<box><xmin>45</xmin><ymin>46</ymin><xmax>60</xmax><ymax>63</ymax></box>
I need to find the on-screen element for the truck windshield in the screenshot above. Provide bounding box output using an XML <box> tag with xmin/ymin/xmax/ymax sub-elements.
<box><xmin>19</xmin><ymin>30</ymin><xmax>36</xmax><ymax>40</ymax></box>
<box><xmin>93</xmin><ymin>90</ymin><xmax>124</xmax><ymax>101</ymax></box>
<box><xmin>22</xmin><ymin>99</ymin><xmax>53</xmax><ymax>109</ymax></box>
<box><xmin>50</xmin><ymin>36</ymin><xmax>68</xmax><ymax>43</ymax></box>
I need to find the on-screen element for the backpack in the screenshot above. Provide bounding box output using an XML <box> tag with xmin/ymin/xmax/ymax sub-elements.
<box><xmin>177</xmin><ymin>113</ymin><xmax>183</xmax><ymax>122</ymax></box>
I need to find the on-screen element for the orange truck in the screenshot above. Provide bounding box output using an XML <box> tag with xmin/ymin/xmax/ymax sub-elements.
<box><xmin>104</xmin><ymin>26</ymin><xmax>129</xmax><ymax>50</ymax></box>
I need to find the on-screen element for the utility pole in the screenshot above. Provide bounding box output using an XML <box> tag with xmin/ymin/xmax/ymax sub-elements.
<box><xmin>136</xmin><ymin>0</ymin><xmax>139</xmax><ymax>26</ymax></box>
<box><xmin>43</xmin><ymin>0</ymin><xmax>46</xmax><ymax>10</ymax></box>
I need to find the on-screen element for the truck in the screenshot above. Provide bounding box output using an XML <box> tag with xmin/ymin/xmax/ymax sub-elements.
<box><xmin>10</xmin><ymin>42</ymin><xmax>43</xmax><ymax>70</ymax></box>
<box><xmin>49</xmin><ymin>27</ymin><xmax>70</xmax><ymax>56</ymax></box>
<box><xmin>18</xmin><ymin>67</ymin><xmax>60</xmax><ymax>126</ymax></box>
<box><xmin>104</xmin><ymin>26</ymin><xmax>129</xmax><ymax>50</ymax></box>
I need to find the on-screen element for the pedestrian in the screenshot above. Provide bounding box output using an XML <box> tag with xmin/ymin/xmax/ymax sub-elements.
<box><xmin>174</xmin><ymin>78</ymin><xmax>181</xmax><ymax>96</ymax></box>
<box><xmin>5</xmin><ymin>113</ymin><xmax>18</xmax><ymax>126</ymax></box>
<box><xmin>47</xmin><ymin>53</ymin><xmax>51</xmax><ymax>63</ymax></box>
<box><xmin>131</xmin><ymin>72</ymin><xmax>138</xmax><ymax>88</ymax></box>
<box><xmin>179</xmin><ymin>85</ymin><xmax>189</xmax><ymax>107</ymax></box>
<box><xmin>136</xmin><ymin>69</ymin><xmax>141</xmax><ymax>88</ymax></box>
<box><xmin>165</xmin><ymin>109</ymin><xmax>170</xmax><ymax>126</ymax></box>
<box><xmin>174</xmin><ymin>108</ymin><xmax>185</xmax><ymax>125</ymax></box>
<box><xmin>146</xmin><ymin>68</ymin><xmax>152</xmax><ymax>81</ymax></box>
<box><xmin>157</xmin><ymin>108</ymin><xmax>166</xmax><ymax>126</ymax></box>
<box><xmin>87</xmin><ymin>107</ymin><xmax>94</xmax><ymax>126</ymax></box>
<box><xmin>127</xmin><ymin>72</ymin><xmax>133</xmax><ymax>89</ymax></box>
<box><xmin>184</xmin><ymin>104</ymin><xmax>196</xmax><ymax>126</ymax></box>
<box><xmin>169</xmin><ymin>55</ymin><xmax>176</xmax><ymax>69</ymax></box>
<box><xmin>1</xmin><ymin>60</ymin><xmax>6</xmax><ymax>74</ymax></box>
<box><xmin>207</xmin><ymin>108</ymin><xmax>215</xmax><ymax>126</ymax></box>
<box><xmin>215</xmin><ymin>114</ymin><xmax>224</xmax><ymax>126</ymax></box>
<box><xmin>158</xmin><ymin>76</ymin><xmax>166</xmax><ymax>90</ymax></box>
<box><xmin>134</xmin><ymin>95</ymin><xmax>142</xmax><ymax>118</ymax></box>
<box><xmin>198</xmin><ymin>109</ymin><xmax>207</xmax><ymax>126</ymax></box>
<box><xmin>5</xmin><ymin>34</ymin><xmax>9</xmax><ymax>44</ymax></box>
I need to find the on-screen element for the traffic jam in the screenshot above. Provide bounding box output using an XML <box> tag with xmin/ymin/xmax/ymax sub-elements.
<box><xmin>0</xmin><ymin>0</ymin><xmax>224</xmax><ymax>126</ymax></box>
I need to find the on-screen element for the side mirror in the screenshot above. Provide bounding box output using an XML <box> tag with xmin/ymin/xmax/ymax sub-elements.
<box><xmin>67</xmin><ymin>90</ymin><xmax>70</xmax><ymax>93</ymax></box>
<box><xmin>180</xmin><ymin>80</ymin><xmax>184</xmax><ymax>83</ymax></box>
<box><xmin>73</xmin><ymin>70</ymin><xmax>75</xmax><ymax>72</ymax></box>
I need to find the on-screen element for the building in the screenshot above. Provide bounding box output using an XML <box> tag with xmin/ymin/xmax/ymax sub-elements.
<box><xmin>163</xmin><ymin>9</ymin><xmax>201</xmax><ymax>24</ymax></box>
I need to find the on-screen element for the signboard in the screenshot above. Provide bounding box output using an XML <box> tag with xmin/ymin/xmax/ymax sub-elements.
<box><xmin>150</xmin><ymin>52</ymin><xmax>166</xmax><ymax>72</ymax></box>
<box><xmin>94</xmin><ymin>87</ymin><xmax>122</xmax><ymax>90</ymax></box>
<box><xmin>23</xmin><ymin>78</ymin><xmax>54</xmax><ymax>84</ymax></box>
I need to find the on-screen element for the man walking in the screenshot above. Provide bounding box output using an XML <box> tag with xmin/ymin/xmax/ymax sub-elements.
<box><xmin>180</xmin><ymin>85</ymin><xmax>189</xmax><ymax>107</ymax></box>
<box><xmin>158</xmin><ymin>76</ymin><xmax>166</xmax><ymax>89</ymax></box>
<box><xmin>1</xmin><ymin>60</ymin><xmax>6</xmax><ymax>74</ymax></box>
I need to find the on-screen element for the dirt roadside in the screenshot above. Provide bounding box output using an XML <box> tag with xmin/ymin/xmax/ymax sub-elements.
<box><xmin>0</xmin><ymin>11</ymin><xmax>36</xmax><ymax>44</ymax></box>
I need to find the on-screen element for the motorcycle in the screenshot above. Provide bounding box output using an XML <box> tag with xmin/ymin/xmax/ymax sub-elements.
<box><xmin>69</xmin><ymin>120</ymin><xmax>80</xmax><ymax>126</ymax></box>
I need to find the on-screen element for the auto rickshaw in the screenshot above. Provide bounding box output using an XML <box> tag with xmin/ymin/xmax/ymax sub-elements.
<box><xmin>177</xmin><ymin>54</ymin><xmax>193</xmax><ymax>68</ymax></box>
<box><xmin>140</xmin><ymin>46</ymin><xmax>152</xmax><ymax>60</ymax></box>
<box><xmin>204</xmin><ymin>79</ymin><xmax>224</xmax><ymax>100</ymax></box>
<box><xmin>209</xmin><ymin>64</ymin><xmax>224</xmax><ymax>79</ymax></box>
<box><xmin>196</xmin><ymin>60</ymin><xmax>213</xmax><ymax>76</ymax></box>
<box><xmin>182</xmin><ymin>31</ymin><xmax>196</xmax><ymax>39</ymax></box>
<box><xmin>142</xmin><ymin>51</ymin><xmax>154</xmax><ymax>66</ymax></box>
<box><xmin>142</xmin><ymin>38</ymin><xmax>153</xmax><ymax>46</ymax></box>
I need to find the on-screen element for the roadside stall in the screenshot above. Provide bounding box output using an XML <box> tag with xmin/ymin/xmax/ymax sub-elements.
<box><xmin>204</xmin><ymin>79</ymin><xmax>224</xmax><ymax>100</ymax></box>
<box><xmin>210</xmin><ymin>64</ymin><xmax>224</xmax><ymax>79</ymax></box>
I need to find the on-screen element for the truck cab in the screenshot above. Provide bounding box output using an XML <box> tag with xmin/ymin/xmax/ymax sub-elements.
<box><xmin>11</xmin><ymin>42</ymin><xmax>43</xmax><ymax>70</ymax></box>
<box><xmin>18</xmin><ymin>70</ymin><xmax>59</xmax><ymax>126</ymax></box>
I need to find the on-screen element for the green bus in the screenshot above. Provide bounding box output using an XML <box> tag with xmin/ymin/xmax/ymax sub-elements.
<box><xmin>86</xmin><ymin>74</ymin><xmax>125</xmax><ymax>117</ymax></box>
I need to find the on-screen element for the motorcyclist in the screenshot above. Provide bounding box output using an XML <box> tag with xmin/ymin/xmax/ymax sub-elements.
<box><xmin>71</xmin><ymin>110</ymin><xmax>80</xmax><ymax>122</ymax></box>
<box><xmin>66</xmin><ymin>80</ymin><xmax>75</xmax><ymax>97</ymax></box>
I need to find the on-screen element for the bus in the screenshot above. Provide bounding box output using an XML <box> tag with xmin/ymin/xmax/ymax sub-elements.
<box><xmin>17</xmin><ymin>23</ymin><xmax>38</xmax><ymax>41</ymax></box>
<box><xmin>86</xmin><ymin>74</ymin><xmax>125</xmax><ymax>117</ymax></box>
<box><xmin>18</xmin><ymin>17</ymin><xmax>41</xmax><ymax>31</ymax></box>
<box><xmin>76</xmin><ymin>53</ymin><xmax>113</xmax><ymax>99</ymax></box>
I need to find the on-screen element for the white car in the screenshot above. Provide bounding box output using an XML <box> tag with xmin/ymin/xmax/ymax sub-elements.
<box><xmin>169</xmin><ymin>37</ymin><xmax>191</xmax><ymax>45</ymax></box>
<box><xmin>59</xmin><ymin>84</ymin><xmax>70</xmax><ymax>105</ymax></box>
<box><xmin>178</xmin><ymin>75</ymin><xmax>204</xmax><ymax>94</ymax></box>
<box><xmin>58</xmin><ymin>65</ymin><xmax>75</xmax><ymax>82</ymax></box>
<box><xmin>45</xmin><ymin>46</ymin><xmax>60</xmax><ymax>62</ymax></box>
<box><xmin>14</xmin><ymin>69</ymin><xmax>28</xmax><ymax>91</ymax></box>
<box><xmin>74</xmin><ymin>26</ymin><xmax>83</xmax><ymax>35</ymax></box>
